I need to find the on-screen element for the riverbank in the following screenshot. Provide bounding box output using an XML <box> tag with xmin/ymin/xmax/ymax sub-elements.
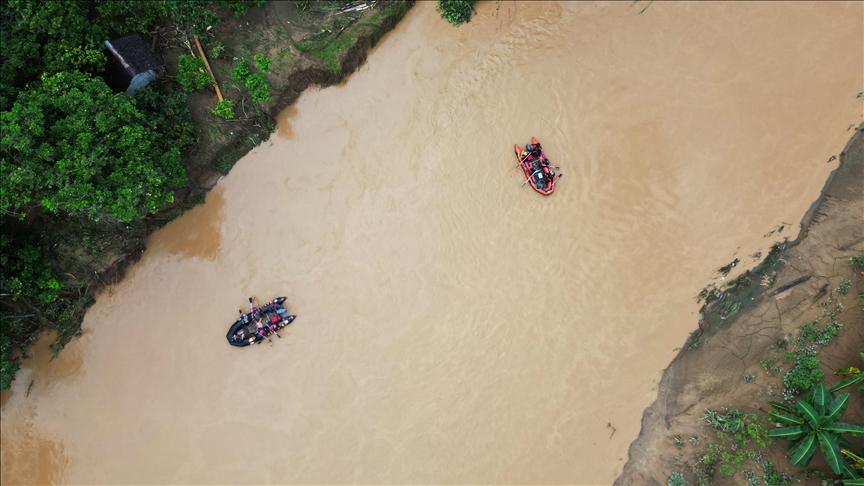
<box><xmin>2</xmin><ymin>1</ymin><xmax>413</xmax><ymax>377</ymax></box>
<box><xmin>615</xmin><ymin>125</ymin><xmax>864</xmax><ymax>485</ymax></box>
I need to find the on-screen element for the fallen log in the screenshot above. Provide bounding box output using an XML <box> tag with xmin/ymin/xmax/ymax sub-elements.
<box><xmin>770</xmin><ymin>274</ymin><xmax>811</xmax><ymax>296</ymax></box>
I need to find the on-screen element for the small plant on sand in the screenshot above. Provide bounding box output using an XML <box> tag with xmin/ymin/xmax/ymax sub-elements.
<box><xmin>436</xmin><ymin>0</ymin><xmax>477</xmax><ymax>27</ymax></box>
<box><xmin>766</xmin><ymin>381</ymin><xmax>864</xmax><ymax>479</ymax></box>
<box><xmin>212</xmin><ymin>100</ymin><xmax>234</xmax><ymax>119</ymax></box>
<box><xmin>743</xmin><ymin>374</ymin><xmax>756</xmax><ymax>382</ymax></box>
<box><xmin>177</xmin><ymin>55</ymin><xmax>210</xmax><ymax>92</ymax></box>
<box><xmin>760</xmin><ymin>357</ymin><xmax>781</xmax><ymax>375</ymax></box>
<box><xmin>718</xmin><ymin>300</ymin><xmax>741</xmax><ymax>320</ymax></box>
<box><xmin>702</xmin><ymin>408</ymin><xmax>746</xmax><ymax>433</ymax></box>
<box><xmin>743</xmin><ymin>470</ymin><xmax>760</xmax><ymax>486</ymax></box>
<box><xmin>836</xmin><ymin>277</ymin><xmax>853</xmax><ymax>295</ymax></box>
<box><xmin>668</xmin><ymin>470</ymin><xmax>686</xmax><ymax>486</ymax></box>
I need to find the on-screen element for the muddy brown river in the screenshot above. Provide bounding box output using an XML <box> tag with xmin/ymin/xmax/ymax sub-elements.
<box><xmin>2</xmin><ymin>2</ymin><xmax>861</xmax><ymax>484</ymax></box>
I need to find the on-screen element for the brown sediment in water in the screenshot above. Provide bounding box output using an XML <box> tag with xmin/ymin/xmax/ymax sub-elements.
<box><xmin>615</xmin><ymin>127</ymin><xmax>864</xmax><ymax>485</ymax></box>
<box><xmin>2</xmin><ymin>2</ymin><xmax>863</xmax><ymax>484</ymax></box>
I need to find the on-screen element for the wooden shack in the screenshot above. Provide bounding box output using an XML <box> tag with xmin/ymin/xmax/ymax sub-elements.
<box><xmin>104</xmin><ymin>34</ymin><xmax>165</xmax><ymax>95</ymax></box>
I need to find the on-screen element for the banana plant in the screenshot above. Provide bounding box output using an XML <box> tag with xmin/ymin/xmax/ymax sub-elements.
<box><xmin>766</xmin><ymin>381</ymin><xmax>864</xmax><ymax>481</ymax></box>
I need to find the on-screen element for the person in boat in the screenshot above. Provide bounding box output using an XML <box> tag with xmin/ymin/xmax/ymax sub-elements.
<box><xmin>529</xmin><ymin>141</ymin><xmax>542</xmax><ymax>157</ymax></box>
<box><xmin>521</xmin><ymin>150</ymin><xmax>532</xmax><ymax>162</ymax></box>
<box><xmin>256</xmin><ymin>318</ymin><xmax>269</xmax><ymax>338</ymax></box>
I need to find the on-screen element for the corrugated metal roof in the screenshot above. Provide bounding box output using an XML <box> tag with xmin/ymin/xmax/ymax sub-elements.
<box><xmin>105</xmin><ymin>34</ymin><xmax>164</xmax><ymax>74</ymax></box>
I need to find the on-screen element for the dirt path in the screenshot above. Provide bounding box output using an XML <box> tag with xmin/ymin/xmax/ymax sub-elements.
<box><xmin>616</xmin><ymin>126</ymin><xmax>864</xmax><ymax>485</ymax></box>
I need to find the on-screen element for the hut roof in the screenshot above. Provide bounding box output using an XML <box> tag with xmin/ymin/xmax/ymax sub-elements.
<box><xmin>105</xmin><ymin>34</ymin><xmax>164</xmax><ymax>74</ymax></box>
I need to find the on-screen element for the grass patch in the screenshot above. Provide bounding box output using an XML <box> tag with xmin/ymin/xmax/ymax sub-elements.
<box><xmin>318</xmin><ymin>34</ymin><xmax>354</xmax><ymax>75</ymax></box>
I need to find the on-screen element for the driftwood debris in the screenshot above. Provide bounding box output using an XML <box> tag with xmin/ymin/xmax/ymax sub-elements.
<box><xmin>839</xmin><ymin>237</ymin><xmax>864</xmax><ymax>251</ymax></box>
<box><xmin>770</xmin><ymin>274</ymin><xmax>811</xmax><ymax>296</ymax></box>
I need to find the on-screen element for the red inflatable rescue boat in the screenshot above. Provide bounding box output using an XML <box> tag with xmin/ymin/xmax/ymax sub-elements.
<box><xmin>513</xmin><ymin>137</ymin><xmax>559</xmax><ymax>196</ymax></box>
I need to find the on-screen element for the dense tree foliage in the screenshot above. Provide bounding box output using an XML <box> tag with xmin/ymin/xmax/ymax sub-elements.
<box><xmin>1</xmin><ymin>71</ymin><xmax>191</xmax><ymax>222</ymax></box>
<box><xmin>0</xmin><ymin>228</ymin><xmax>61</xmax><ymax>389</ymax></box>
<box><xmin>0</xmin><ymin>0</ymin><xmax>218</xmax><ymax>388</ymax></box>
<box><xmin>0</xmin><ymin>0</ymin><xmax>107</xmax><ymax>109</ymax></box>
<box><xmin>97</xmin><ymin>0</ymin><xmax>265</xmax><ymax>37</ymax></box>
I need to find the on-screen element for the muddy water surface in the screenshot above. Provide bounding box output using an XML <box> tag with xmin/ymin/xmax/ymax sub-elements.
<box><xmin>2</xmin><ymin>2</ymin><xmax>861</xmax><ymax>484</ymax></box>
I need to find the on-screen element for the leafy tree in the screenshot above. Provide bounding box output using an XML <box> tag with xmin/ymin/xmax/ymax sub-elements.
<box><xmin>1</xmin><ymin>0</ymin><xmax>107</xmax><ymax>109</ymax></box>
<box><xmin>1</xmin><ymin>71</ymin><xmax>190</xmax><ymax>222</ymax></box>
<box><xmin>0</xmin><ymin>228</ymin><xmax>63</xmax><ymax>390</ymax></box>
<box><xmin>765</xmin><ymin>381</ymin><xmax>864</xmax><ymax>480</ymax></box>
<box><xmin>96</xmin><ymin>0</ymin><xmax>264</xmax><ymax>37</ymax></box>
<box><xmin>436</xmin><ymin>0</ymin><xmax>477</xmax><ymax>27</ymax></box>
<box><xmin>0</xmin><ymin>233</ymin><xmax>61</xmax><ymax>304</ymax></box>
<box><xmin>0</xmin><ymin>331</ymin><xmax>18</xmax><ymax>390</ymax></box>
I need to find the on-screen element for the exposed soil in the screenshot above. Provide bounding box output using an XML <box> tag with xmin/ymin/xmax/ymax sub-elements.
<box><xmin>159</xmin><ymin>0</ymin><xmax>414</xmax><ymax>193</ymax></box>
<box><xmin>615</xmin><ymin>125</ymin><xmax>864</xmax><ymax>485</ymax></box>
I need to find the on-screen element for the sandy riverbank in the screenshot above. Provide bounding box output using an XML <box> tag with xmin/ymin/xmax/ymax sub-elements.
<box><xmin>616</xmin><ymin>125</ymin><xmax>864</xmax><ymax>485</ymax></box>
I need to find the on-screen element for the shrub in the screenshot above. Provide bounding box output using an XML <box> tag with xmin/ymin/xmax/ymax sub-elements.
<box><xmin>245</xmin><ymin>73</ymin><xmax>270</xmax><ymax>102</ymax></box>
<box><xmin>209</xmin><ymin>41</ymin><xmax>226</xmax><ymax>59</ymax></box>
<box><xmin>783</xmin><ymin>362</ymin><xmax>824</xmax><ymax>396</ymax></box>
<box><xmin>766</xmin><ymin>382</ymin><xmax>864</xmax><ymax>477</ymax></box>
<box><xmin>253</xmin><ymin>54</ymin><xmax>272</xmax><ymax>73</ymax></box>
<box><xmin>176</xmin><ymin>55</ymin><xmax>210</xmax><ymax>92</ymax></box>
<box><xmin>702</xmin><ymin>408</ymin><xmax>746</xmax><ymax>433</ymax></box>
<box><xmin>436</xmin><ymin>0</ymin><xmax>477</xmax><ymax>27</ymax></box>
<box><xmin>231</xmin><ymin>58</ymin><xmax>269</xmax><ymax>102</ymax></box>
<box><xmin>232</xmin><ymin>58</ymin><xmax>252</xmax><ymax>83</ymax></box>
<box><xmin>668</xmin><ymin>471</ymin><xmax>685</xmax><ymax>486</ymax></box>
<box><xmin>0</xmin><ymin>333</ymin><xmax>18</xmax><ymax>390</ymax></box>
<box><xmin>212</xmin><ymin>100</ymin><xmax>234</xmax><ymax>119</ymax></box>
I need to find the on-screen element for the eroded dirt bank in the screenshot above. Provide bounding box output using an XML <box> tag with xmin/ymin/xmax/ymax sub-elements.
<box><xmin>615</xmin><ymin>126</ymin><xmax>864</xmax><ymax>485</ymax></box>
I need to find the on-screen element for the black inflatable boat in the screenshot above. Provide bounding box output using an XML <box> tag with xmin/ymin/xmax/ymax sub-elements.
<box><xmin>227</xmin><ymin>297</ymin><xmax>296</xmax><ymax>347</ymax></box>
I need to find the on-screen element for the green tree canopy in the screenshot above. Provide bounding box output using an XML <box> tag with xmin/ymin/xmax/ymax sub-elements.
<box><xmin>97</xmin><ymin>0</ymin><xmax>265</xmax><ymax>37</ymax></box>
<box><xmin>0</xmin><ymin>228</ymin><xmax>62</xmax><ymax>390</ymax></box>
<box><xmin>1</xmin><ymin>71</ymin><xmax>190</xmax><ymax>222</ymax></box>
<box><xmin>0</xmin><ymin>0</ymin><xmax>107</xmax><ymax>109</ymax></box>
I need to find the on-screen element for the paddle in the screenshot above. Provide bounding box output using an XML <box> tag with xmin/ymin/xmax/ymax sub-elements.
<box><xmin>522</xmin><ymin>169</ymin><xmax>542</xmax><ymax>186</ymax></box>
